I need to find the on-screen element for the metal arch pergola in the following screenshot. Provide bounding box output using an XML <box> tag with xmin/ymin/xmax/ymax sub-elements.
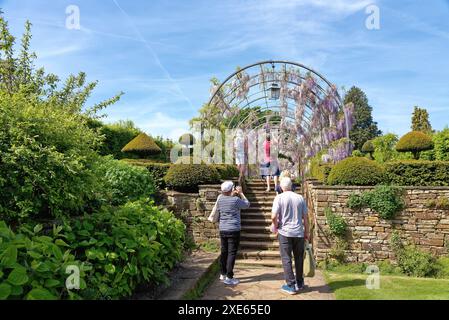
<box><xmin>204</xmin><ymin>60</ymin><xmax>352</xmax><ymax>176</ymax></box>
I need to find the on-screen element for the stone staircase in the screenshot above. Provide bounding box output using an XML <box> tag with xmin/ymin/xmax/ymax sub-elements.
<box><xmin>236</xmin><ymin>180</ymin><xmax>284</xmax><ymax>267</ymax></box>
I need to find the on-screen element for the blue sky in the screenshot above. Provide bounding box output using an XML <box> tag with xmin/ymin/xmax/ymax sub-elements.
<box><xmin>1</xmin><ymin>0</ymin><xmax>448</xmax><ymax>140</ymax></box>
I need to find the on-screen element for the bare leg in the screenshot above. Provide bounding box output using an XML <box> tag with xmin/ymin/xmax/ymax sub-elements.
<box><xmin>238</xmin><ymin>164</ymin><xmax>244</xmax><ymax>186</ymax></box>
<box><xmin>266</xmin><ymin>176</ymin><xmax>270</xmax><ymax>192</ymax></box>
<box><xmin>274</xmin><ymin>175</ymin><xmax>279</xmax><ymax>193</ymax></box>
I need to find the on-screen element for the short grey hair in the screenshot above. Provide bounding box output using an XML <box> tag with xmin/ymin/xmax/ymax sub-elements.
<box><xmin>280</xmin><ymin>177</ymin><xmax>292</xmax><ymax>190</ymax></box>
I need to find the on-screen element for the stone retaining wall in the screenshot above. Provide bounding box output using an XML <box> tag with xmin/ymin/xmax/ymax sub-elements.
<box><xmin>305</xmin><ymin>180</ymin><xmax>449</xmax><ymax>262</ymax></box>
<box><xmin>162</xmin><ymin>185</ymin><xmax>221</xmax><ymax>243</ymax></box>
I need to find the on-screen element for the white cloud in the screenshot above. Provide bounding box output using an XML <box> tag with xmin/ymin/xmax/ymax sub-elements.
<box><xmin>140</xmin><ymin>112</ymin><xmax>190</xmax><ymax>141</ymax></box>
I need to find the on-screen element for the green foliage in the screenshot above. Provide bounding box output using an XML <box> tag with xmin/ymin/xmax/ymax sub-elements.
<box><xmin>96</xmin><ymin>120</ymin><xmax>140</xmax><ymax>159</ymax></box>
<box><xmin>425</xmin><ymin>197</ymin><xmax>449</xmax><ymax>210</ymax></box>
<box><xmin>328</xmin><ymin>238</ymin><xmax>348</xmax><ymax>264</ymax></box>
<box><xmin>433</xmin><ymin>128</ymin><xmax>449</xmax><ymax>161</ymax></box>
<box><xmin>122</xmin><ymin>159</ymin><xmax>171</xmax><ymax>189</ymax></box>
<box><xmin>164</xmin><ymin>164</ymin><xmax>220</xmax><ymax>192</ymax></box>
<box><xmin>309</xmin><ymin>151</ymin><xmax>333</xmax><ymax>183</ymax></box>
<box><xmin>0</xmin><ymin>90</ymin><xmax>105</xmax><ymax>221</ymax></box>
<box><xmin>96</xmin><ymin>157</ymin><xmax>156</xmax><ymax>206</ymax></box>
<box><xmin>121</xmin><ymin>132</ymin><xmax>162</xmax><ymax>156</ymax></box>
<box><xmin>384</xmin><ymin>160</ymin><xmax>449</xmax><ymax>186</ymax></box>
<box><xmin>63</xmin><ymin>199</ymin><xmax>185</xmax><ymax>299</ymax></box>
<box><xmin>0</xmin><ymin>16</ymin><xmax>120</xmax><ymax>222</ymax></box>
<box><xmin>327</xmin><ymin>157</ymin><xmax>385</xmax><ymax>186</ymax></box>
<box><xmin>411</xmin><ymin>106</ymin><xmax>432</xmax><ymax>133</ymax></box>
<box><xmin>344</xmin><ymin>86</ymin><xmax>381</xmax><ymax>150</ymax></box>
<box><xmin>371</xmin><ymin>133</ymin><xmax>403</xmax><ymax>163</ymax></box>
<box><xmin>211</xmin><ymin>164</ymin><xmax>240</xmax><ymax>180</ymax></box>
<box><xmin>347</xmin><ymin>185</ymin><xmax>404</xmax><ymax>219</ymax></box>
<box><xmin>396</xmin><ymin>131</ymin><xmax>434</xmax><ymax>160</ymax></box>
<box><xmin>390</xmin><ymin>231</ymin><xmax>437</xmax><ymax>277</ymax></box>
<box><xmin>361</xmin><ymin>140</ymin><xmax>374</xmax><ymax>159</ymax></box>
<box><xmin>324</xmin><ymin>208</ymin><xmax>347</xmax><ymax>238</ymax></box>
<box><xmin>0</xmin><ymin>221</ymin><xmax>85</xmax><ymax>300</ymax></box>
<box><xmin>351</xmin><ymin>149</ymin><xmax>364</xmax><ymax>157</ymax></box>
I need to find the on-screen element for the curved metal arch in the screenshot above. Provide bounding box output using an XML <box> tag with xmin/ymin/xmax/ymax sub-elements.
<box><xmin>208</xmin><ymin>60</ymin><xmax>343</xmax><ymax>109</ymax></box>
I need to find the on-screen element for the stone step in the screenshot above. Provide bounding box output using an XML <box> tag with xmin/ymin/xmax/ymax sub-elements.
<box><xmin>241</xmin><ymin>225</ymin><xmax>271</xmax><ymax>233</ymax></box>
<box><xmin>241</xmin><ymin>232</ymin><xmax>277</xmax><ymax>241</ymax></box>
<box><xmin>240</xmin><ymin>240</ymin><xmax>279</xmax><ymax>250</ymax></box>
<box><xmin>246</xmin><ymin>201</ymin><xmax>277</xmax><ymax>207</ymax></box>
<box><xmin>242</xmin><ymin>207</ymin><xmax>272</xmax><ymax>213</ymax></box>
<box><xmin>236</xmin><ymin>258</ymin><xmax>282</xmax><ymax>268</ymax></box>
<box><xmin>245</xmin><ymin>193</ymin><xmax>276</xmax><ymax>202</ymax></box>
<box><xmin>242</xmin><ymin>211</ymin><xmax>272</xmax><ymax>218</ymax></box>
<box><xmin>237</xmin><ymin>249</ymin><xmax>280</xmax><ymax>260</ymax></box>
<box><xmin>241</xmin><ymin>218</ymin><xmax>271</xmax><ymax>226</ymax></box>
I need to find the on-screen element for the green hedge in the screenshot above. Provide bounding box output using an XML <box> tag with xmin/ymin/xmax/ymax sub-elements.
<box><xmin>384</xmin><ymin>160</ymin><xmax>449</xmax><ymax>186</ymax></box>
<box><xmin>164</xmin><ymin>164</ymin><xmax>220</xmax><ymax>192</ymax></box>
<box><xmin>211</xmin><ymin>164</ymin><xmax>240</xmax><ymax>180</ymax></box>
<box><xmin>122</xmin><ymin>159</ymin><xmax>171</xmax><ymax>189</ymax></box>
<box><xmin>327</xmin><ymin>157</ymin><xmax>385</xmax><ymax>186</ymax></box>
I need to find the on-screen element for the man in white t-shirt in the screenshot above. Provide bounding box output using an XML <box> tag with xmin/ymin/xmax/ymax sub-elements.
<box><xmin>271</xmin><ymin>177</ymin><xmax>309</xmax><ymax>295</ymax></box>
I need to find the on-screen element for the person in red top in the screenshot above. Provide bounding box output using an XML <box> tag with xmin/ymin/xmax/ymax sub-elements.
<box><xmin>262</xmin><ymin>134</ymin><xmax>280</xmax><ymax>192</ymax></box>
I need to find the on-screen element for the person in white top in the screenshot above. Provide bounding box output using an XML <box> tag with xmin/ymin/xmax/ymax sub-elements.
<box><xmin>271</xmin><ymin>177</ymin><xmax>309</xmax><ymax>295</ymax></box>
<box><xmin>234</xmin><ymin>130</ymin><xmax>246</xmax><ymax>186</ymax></box>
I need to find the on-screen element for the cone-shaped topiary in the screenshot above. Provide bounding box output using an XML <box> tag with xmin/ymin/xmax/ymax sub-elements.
<box><xmin>327</xmin><ymin>157</ymin><xmax>385</xmax><ymax>186</ymax></box>
<box><xmin>121</xmin><ymin>132</ymin><xmax>162</xmax><ymax>156</ymax></box>
<box><xmin>361</xmin><ymin>140</ymin><xmax>374</xmax><ymax>159</ymax></box>
<box><xmin>396</xmin><ymin>131</ymin><xmax>434</xmax><ymax>160</ymax></box>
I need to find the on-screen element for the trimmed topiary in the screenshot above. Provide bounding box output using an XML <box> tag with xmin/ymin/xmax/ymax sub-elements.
<box><xmin>361</xmin><ymin>140</ymin><xmax>374</xmax><ymax>159</ymax></box>
<box><xmin>121</xmin><ymin>132</ymin><xmax>162</xmax><ymax>157</ymax></box>
<box><xmin>327</xmin><ymin>157</ymin><xmax>385</xmax><ymax>186</ymax></box>
<box><xmin>396</xmin><ymin>131</ymin><xmax>434</xmax><ymax>160</ymax></box>
<box><xmin>164</xmin><ymin>164</ymin><xmax>220</xmax><ymax>192</ymax></box>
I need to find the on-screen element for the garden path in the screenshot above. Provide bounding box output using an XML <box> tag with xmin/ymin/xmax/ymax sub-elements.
<box><xmin>202</xmin><ymin>265</ymin><xmax>334</xmax><ymax>300</ymax></box>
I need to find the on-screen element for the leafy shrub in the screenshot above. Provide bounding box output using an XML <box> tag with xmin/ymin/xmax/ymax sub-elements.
<box><xmin>433</xmin><ymin>128</ymin><xmax>449</xmax><ymax>161</ymax></box>
<box><xmin>327</xmin><ymin>157</ymin><xmax>385</xmax><ymax>186</ymax></box>
<box><xmin>64</xmin><ymin>199</ymin><xmax>185</xmax><ymax>299</ymax></box>
<box><xmin>164</xmin><ymin>164</ymin><xmax>220</xmax><ymax>192</ymax></box>
<box><xmin>211</xmin><ymin>164</ymin><xmax>239</xmax><ymax>180</ymax></box>
<box><xmin>396</xmin><ymin>131</ymin><xmax>434</xmax><ymax>160</ymax></box>
<box><xmin>0</xmin><ymin>221</ymin><xmax>87</xmax><ymax>300</ymax></box>
<box><xmin>97</xmin><ymin>157</ymin><xmax>156</xmax><ymax>205</ymax></box>
<box><xmin>347</xmin><ymin>185</ymin><xmax>404</xmax><ymax>219</ymax></box>
<box><xmin>361</xmin><ymin>140</ymin><xmax>374</xmax><ymax>159</ymax></box>
<box><xmin>93</xmin><ymin>120</ymin><xmax>140</xmax><ymax>159</ymax></box>
<box><xmin>328</xmin><ymin>238</ymin><xmax>348</xmax><ymax>264</ymax></box>
<box><xmin>122</xmin><ymin>159</ymin><xmax>171</xmax><ymax>189</ymax></box>
<box><xmin>372</xmin><ymin>133</ymin><xmax>402</xmax><ymax>164</ymax></box>
<box><xmin>324</xmin><ymin>208</ymin><xmax>347</xmax><ymax>237</ymax></box>
<box><xmin>0</xmin><ymin>91</ymin><xmax>105</xmax><ymax>221</ymax></box>
<box><xmin>389</xmin><ymin>231</ymin><xmax>437</xmax><ymax>277</ymax></box>
<box><xmin>426</xmin><ymin>197</ymin><xmax>449</xmax><ymax>210</ymax></box>
<box><xmin>384</xmin><ymin>160</ymin><xmax>449</xmax><ymax>186</ymax></box>
<box><xmin>0</xmin><ymin>18</ymin><xmax>120</xmax><ymax>222</ymax></box>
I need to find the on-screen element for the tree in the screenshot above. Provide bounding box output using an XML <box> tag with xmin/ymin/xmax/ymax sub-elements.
<box><xmin>121</xmin><ymin>132</ymin><xmax>162</xmax><ymax>158</ymax></box>
<box><xmin>0</xmin><ymin>14</ymin><xmax>122</xmax><ymax>221</ymax></box>
<box><xmin>372</xmin><ymin>133</ymin><xmax>400</xmax><ymax>163</ymax></box>
<box><xmin>344</xmin><ymin>86</ymin><xmax>381</xmax><ymax>150</ymax></box>
<box><xmin>361</xmin><ymin>140</ymin><xmax>374</xmax><ymax>159</ymax></box>
<box><xmin>396</xmin><ymin>131</ymin><xmax>434</xmax><ymax>160</ymax></box>
<box><xmin>411</xmin><ymin>106</ymin><xmax>432</xmax><ymax>133</ymax></box>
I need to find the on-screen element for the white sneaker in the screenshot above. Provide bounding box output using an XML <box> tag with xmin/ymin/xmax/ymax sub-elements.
<box><xmin>219</xmin><ymin>274</ymin><xmax>226</xmax><ymax>281</ymax></box>
<box><xmin>224</xmin><ymin>277</ymin><xmax>240</xmax><ymax>286</ymax></box>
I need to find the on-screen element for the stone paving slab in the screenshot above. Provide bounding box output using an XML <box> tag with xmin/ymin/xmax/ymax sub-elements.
<box><xmin>202</xmin><ymin>266</ymin><xmax>335</xmax><ymax>300</ymax></box>
<box><xmin>133</xmin><ymin>250</ymin><xmax>219</xmax><ymax>300</ymax></box>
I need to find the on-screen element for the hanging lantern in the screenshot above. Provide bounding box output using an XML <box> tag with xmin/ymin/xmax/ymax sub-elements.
<box><xmin>269</xmin><ymin>83</ymin><xmax>280</xmax><ymax>100</ymax></box>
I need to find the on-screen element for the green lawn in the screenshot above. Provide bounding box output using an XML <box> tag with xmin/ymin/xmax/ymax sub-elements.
<box><xmin>324</xmin><ymin>271</ymin><xmax>449</xmax><ymax>300</ymax></box>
